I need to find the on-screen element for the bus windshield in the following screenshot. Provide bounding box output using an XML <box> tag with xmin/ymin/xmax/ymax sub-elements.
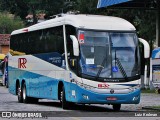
<box><xmin>78</xmin><ymin>30</ymin><xmax>140</xmax><ymax>81</ymax></box>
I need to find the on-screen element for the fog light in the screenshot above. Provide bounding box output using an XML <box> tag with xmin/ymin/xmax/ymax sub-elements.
<box><xmin>82</xmin><ymin>94</ymin><xmax>89</xmax><ymax>100</ymax></box>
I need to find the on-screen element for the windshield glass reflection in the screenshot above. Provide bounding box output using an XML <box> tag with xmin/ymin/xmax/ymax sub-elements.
<box><xmin>78</xmin><ymin>30</ymin><xmax>140</xmax><ymax>80</ymax></box>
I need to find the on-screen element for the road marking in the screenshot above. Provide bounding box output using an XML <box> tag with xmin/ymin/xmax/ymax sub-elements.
<box><xmin>70</xmin><ymin>117</ymin><xmax>81</xmax><ymax>120</ymax></box>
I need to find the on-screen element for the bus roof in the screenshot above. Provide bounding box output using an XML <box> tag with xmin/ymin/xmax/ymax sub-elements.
<box><xmin>11</xmin><ymin>14</ymin><xmax>136</xmax><ymax>35</ymax></box>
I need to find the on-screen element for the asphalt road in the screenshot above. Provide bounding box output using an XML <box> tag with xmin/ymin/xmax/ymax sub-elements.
<box><xmin>0</xmin><ymin>86</ymin><xmax>160</xmax><ymax>120</ymax></box>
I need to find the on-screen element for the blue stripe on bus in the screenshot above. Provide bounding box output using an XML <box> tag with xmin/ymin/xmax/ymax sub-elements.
<box><xmin>9</xmin><ymin>66</ymin><xmax>140</xmax><ymax>104</ymax></box>
<box><xmin>8</xmin><ymin>66</ymin><xmax>60</xmax><ymax>100</ymax></box>
<box><xmin>67</xmin><ymin>82</ymin><xmax>140</xmax><ymax>104</ymax></box>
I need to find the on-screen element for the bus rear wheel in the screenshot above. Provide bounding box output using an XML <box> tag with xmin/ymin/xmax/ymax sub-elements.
<box><xmin>17</xmin><ymin>84</ymin><xmax>23</xmax><ymax>103</ymax></box>
<box><xmin>113</xmin><ymin>104</ymin><xmax>121</xmax><ymax>111</ymax></box>
<box><xmin>22</xmin><ymin>83</ymin><xmax>30</xmax><ymax>103</ymax></box>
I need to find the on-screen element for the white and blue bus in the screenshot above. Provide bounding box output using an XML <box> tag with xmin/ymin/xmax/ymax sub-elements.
<box><xmin>8</xmin><ymin>14</ymin><xmax>150</xmax><ymax>111</ymax></box>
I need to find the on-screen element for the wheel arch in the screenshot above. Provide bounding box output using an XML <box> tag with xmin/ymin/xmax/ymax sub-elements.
<box><xmin>58</xmin><ymin>81</ymin><xmax>64</xmax><ymax>100</ymax></box>
<box><xmin>21</xmin><ymin>79</ymin><xmax>25</xmax><ymax>86</ymax></box>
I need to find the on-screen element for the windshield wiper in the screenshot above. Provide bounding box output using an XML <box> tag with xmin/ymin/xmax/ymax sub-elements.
<box><xmin>114</xmin><ymin>50</ymin><xmax>128</xmax><ymax>81</ymax></box>
<box><xmin>116</xmin><ymin>58</ymin><xmax>128</xmax><ymax>80</ymax></box>
<box><xmin>95</xmin><ymin>56</ymin><xmax>106</xmax><ymax>80</ymax></box>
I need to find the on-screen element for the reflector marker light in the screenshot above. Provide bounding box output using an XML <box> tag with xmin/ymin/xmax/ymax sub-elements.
<box><xmin>22</xmin><ymin>29</ymin><xmax>28</xmax><ymax>32</ymax></box>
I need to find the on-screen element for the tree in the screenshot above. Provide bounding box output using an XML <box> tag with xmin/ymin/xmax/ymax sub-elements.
<box><xmin>70</xmin><ymin>0</ymin><xmax>99</xmax><ymax>14</ymax></box>
<box><xmin>0</xmin><ymin>12</ymin><xmax>25</xmax><ymax>34</ymax></box>
<box><xmin>0</xmin><ymin>0</ymin><xmax>66</xmax><ymax>24</ymax></box>
<box><xmin>109</xmin><ymin>9</ymin><xmax>156</xmax><ymax>46</ymax></box>
<box><xmin>0</xmin><ymin>0</ymin><xmax>157</xmax><ymax>45</ymax></box>
<box><xmin>0</xmin><ymin>0</ymin><xmax>28</xmax><ymax>21</ymax></box>
<box><xmin>71</xmin><ymin>0</ymin><xmax>156</xmax><ymax>45</ymax></box>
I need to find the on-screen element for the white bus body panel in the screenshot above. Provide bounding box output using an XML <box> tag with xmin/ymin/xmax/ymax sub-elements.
<box><xmin>11</xmin><ymin>14</ymin><xmax>136</xmax><ymax>35</ymax></box>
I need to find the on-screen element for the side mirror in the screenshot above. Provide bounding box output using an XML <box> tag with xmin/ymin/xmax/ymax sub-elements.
<box><xmin>70</xmin><ymin>35</ymin><xmax>79</xmax><ymax>56</ymax></box>
<box><xmin>139</xmin><ymin>38</ymin><xmax>150</xmax><ymax>58</ymax></box>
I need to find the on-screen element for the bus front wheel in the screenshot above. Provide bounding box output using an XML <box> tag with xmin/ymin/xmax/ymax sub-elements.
<box><xmin>61</xmin><ymin>86</ymin><xmax>69</xmax><ymax>109</ymax></box>
<box><xmin>112</xmin><ymin>104</ymin><xmax>121</xmax><ymax>111</ymax></box>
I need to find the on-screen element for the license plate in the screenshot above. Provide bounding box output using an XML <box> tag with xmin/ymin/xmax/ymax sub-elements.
<box><xmin>107</xmin><ymin>97</ymin><xmax>117</xmax><ymax>101</ymax></box>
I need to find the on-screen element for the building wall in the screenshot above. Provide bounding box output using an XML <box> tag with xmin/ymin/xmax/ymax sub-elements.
<box><xmin>0</xmin><ymin>34</ymin><xmax>10</xmax><ymax>55</ymax></box>
<box><xmin>1</xmin><ymin>45</ymin><xmax>9</xmax><ymax>54</ymax></box>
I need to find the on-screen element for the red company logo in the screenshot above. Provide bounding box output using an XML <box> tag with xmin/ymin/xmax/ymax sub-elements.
<box><xmin>18</xmin><ymin>58</ymin><xmax>27</xmax><ymax>68</ymax></box>
<box><xmin>98</xmin><ymin>84</ymin><xmax>110</xmax><ymax>88</ymax></box>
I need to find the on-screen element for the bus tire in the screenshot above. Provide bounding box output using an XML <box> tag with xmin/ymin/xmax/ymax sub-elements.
<box><xmin>113</xmin><ymin>104</ymin><xmax>121</xmax><ymax>111</ymax></box>
<box><xmin>17</xmin><ymin>83</ymin><xmax>23</xmax><ymax>103</ymax></box>
<box><xmin>22</xmin><ymin>83</ymin><xmax>29</xmax><ymax>103</ymax></box>
<box><xmin>61</xmin><ymin>86</ymin><xmax>69</xmax><ymax>109</ymax></box>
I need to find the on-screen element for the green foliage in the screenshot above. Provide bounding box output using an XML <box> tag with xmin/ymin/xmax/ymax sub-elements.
<box><xmin>104</xmin><ymin>9</ymin><xmax>156</xmax><ymax>44</ymax></box>
<box><xmin>41</xmin><ymin>0</ymin><xmax>65</xmax><ymax>18</ymax></box>
<box><xmin>0</xmin><ymin>0</ymin><xmax>157</xmax><ymax>45</ymax></box>
<box><xmin>0</xmin><ymin>0</ymin><xmax>65</xmax><ymax>22</ymax></box>
<box><xmin>0</xmin><ymin>0</ymin><xmax>28</xmax><ymax>20</ymax></box>
<box><xmin>0</xmin><ymin>12</ymin><xmax>25</xmax><ymax>34</ymax></box>
<box><xmin>72</xmin><ymin>0</ymin><xmax>98</xmax><ymax>14</ymax></box>
<box><xmin>71</xmin><ymin>0</ymin><xmax>156</xmax><ymax>44</ymax></box>
<box><xmin>141</xmin><ymin>88</ymin><xmax>155</xmax><ymax>93</ymax></box>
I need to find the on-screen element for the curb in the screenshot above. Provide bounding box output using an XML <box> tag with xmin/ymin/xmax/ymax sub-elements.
<box><xmin>142</xmin><ymin>106</ymin><xmax>160</xmax><ymax>111</ymax></box>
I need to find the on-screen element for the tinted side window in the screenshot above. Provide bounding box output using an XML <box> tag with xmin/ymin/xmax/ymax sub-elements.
<box><xmin>33</xmin><ymin>26</ymin><xmax>65</xmax><ymax>68</ymax></box>
<box><xmin>10</xmin><ymin>33</ymin><xmax>27</xmax><ymax>55</ymax></box>
<box><xmin>10</xmin><ymin>26</ymin><xmax>64</xmax><ymax>55</ymax></box>
<box><xmin>42</xmin><ymin>26</ymin><xmax>64</xmax><ymax>54</ymax></box>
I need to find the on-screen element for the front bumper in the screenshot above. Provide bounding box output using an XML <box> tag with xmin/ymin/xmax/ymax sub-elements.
<box><xmin>67</xmin><ymin>83</ymin><xmax>140</xmax><ymax>104</ymax></box>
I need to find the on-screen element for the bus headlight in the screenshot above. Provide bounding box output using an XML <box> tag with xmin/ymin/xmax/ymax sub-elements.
<box><xmin>129</xmin><ymin>85</ymin><xmax>140</xmax><ymax>92</ymax></box>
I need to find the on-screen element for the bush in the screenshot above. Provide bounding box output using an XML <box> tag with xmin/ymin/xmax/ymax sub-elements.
<box><xmin>0</xmin><ymin>12</ymin><xmax>25</xmax><ymax>34</ymax></box>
